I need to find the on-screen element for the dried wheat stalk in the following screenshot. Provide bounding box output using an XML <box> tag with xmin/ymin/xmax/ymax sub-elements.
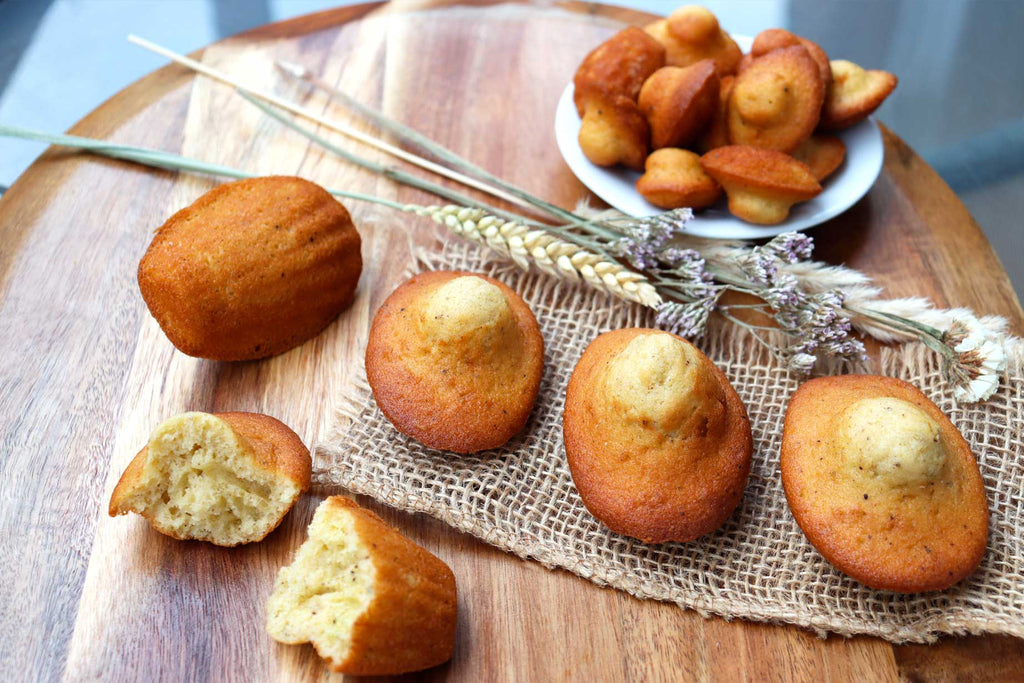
<box><xmin>408</xmin><ymin>204</ymin><xmax>662</xmax><ymax>307</ymax></box>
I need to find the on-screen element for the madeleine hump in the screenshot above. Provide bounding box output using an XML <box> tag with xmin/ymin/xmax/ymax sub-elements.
<box><xmin>365</xmin><ymin>271</ymin><xmax>544</xmax><ymax>454</ymax></box>
<box><xmin>563</xmin><ymin>328</ymin><xmax>753</xmax><ymax>543</ymax></box>
<box><xmin>781</xmin><ymin>375</ymin><xmax>989</xmax><ymax>592</ymax></box>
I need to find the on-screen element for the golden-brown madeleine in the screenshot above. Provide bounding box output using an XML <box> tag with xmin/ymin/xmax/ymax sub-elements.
<box><xmin>792</xmin><ymin>134</ymin><xmax>846</xmax><ymax>181</ymax></box>
<box><xmin>701</xmin><ymin>146</ymin><xmax>822</xmax><ymax>224</ymax></box>
<box><xmin>735</xmin><ymin>52</ymin><xmax>755</xmax><ymax>75</ymax></box>
<box><xmin>577</xmin><ymin>91</ymin><xmax>650</xmax><ymax>171</ymax></box>
<box><xmin>781</xmin><ymin>375</ymin><xmax>988</xmax><ymax>592</ymax></box>
<box><xmin>820</xmin><ymin>60</ymin><xmax>898</xmax><ymax>130</ymax></box>
<box><xmin>644</xmin><ymin>6</ymin><xmax>742</xmax><ymax>76</ymax></box>
<box><xmin>638</xmin><ymin>61</ymin><xmax>720</xmax><ymax>150</ymax></box>
<box><xmin>138</xmin><ymin>176</ymin><xmax>362</xmax><ymax>361</ymax></box>
<box><xmin>573</xmin><ymin>26</ymin><xmax>666</xmax><ymax>116</ymax></box>
<box><xmin>267</xmin><ymin>496</ymin><xmax>457</xmax><ymax>675</ymax></box>
<box><xmin>750</xmin><ymin>28</ymin><xmax>832</xmax><ymax>95</ymax></box>
<box><xmin>696</xmin><ymin>74</ymin><xmax>735</xmax><ymax>152</ymax></box>
<box><xmin>563</xmin><ymin>329</ymin><xmax>753</xmax><ymax>543</ymax></box>
<box><xmin>636</xmin><ymin>148</ymin><xmax>722</xmax><ymax>209</ymax></box>
<box><xmin>365</xmin><ymin>271</ymin><xmax>544</xmax><ymax>454</ymax></box>
<box><xmin>109</xmin><ymin>412</ymin><xmax>311</xmax><ymax>546</ymax></box>
<box><xmin>727</xmin><ymin>45</ymin><xmax>825</xmax><ymax>153</ymax></box>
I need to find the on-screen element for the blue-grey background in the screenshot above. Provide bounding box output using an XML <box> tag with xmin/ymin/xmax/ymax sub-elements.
<box><xmin>1</xmin><ymin>0</ymin><xmax>1021</xmax><ymax>295</ymax></box>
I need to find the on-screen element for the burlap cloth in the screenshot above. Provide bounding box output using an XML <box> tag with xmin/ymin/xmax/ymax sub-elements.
<box><xmin>315</xmin><ymin>238</ymin><xmax>1024</xmax><ymax>644</ymax></box>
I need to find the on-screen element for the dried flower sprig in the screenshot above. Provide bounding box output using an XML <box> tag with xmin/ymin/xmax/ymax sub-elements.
<box><xmin>846</xmin><ymin>306</ymin><xmax>1007</xmax><ymax>402</ymax></box>
<box><xmin>708</xmin><ymin>233</ymin><xmax>867</xmax><ymax>371</ymax></box>
<box><xmin>2</xmin><ymin>123</ymin><xmax>1008</xmax><ymax>401</ymax></box>
<box><xmin>106</xmin><ymin>43</ymin><xmax>1013</xmax><ymax>400</ymax></box>
<box><xmin>245</xmin><ymin>52</ymin><xmax>885</xmax><ymax>367</ymax></box>
<box><xmin>672</xmin><ymin>231</ymin><xmax>1009</xmax><ymax>401</ymax></box>
<box><xmin>942</xmin><ymin>316</ymin><xmax>1008</xmax><ymax>401</ymax></box>
<box><xmin>568</xmin><ymin>203</ymin><xmax>1008</xmax><ymax>400</ymax></box>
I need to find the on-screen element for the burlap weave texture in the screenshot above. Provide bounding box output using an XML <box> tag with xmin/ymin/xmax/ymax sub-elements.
<box><xmin>316</xmin><ymin>240</ymin><xmax>1024</xmax><ymax>644</ymax></box>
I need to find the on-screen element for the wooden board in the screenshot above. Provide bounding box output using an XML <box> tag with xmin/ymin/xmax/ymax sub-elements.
<box><xmin>1</xmin><ymin>2</ymin><xmax>1022</xmax><ymax>680</ymax></box>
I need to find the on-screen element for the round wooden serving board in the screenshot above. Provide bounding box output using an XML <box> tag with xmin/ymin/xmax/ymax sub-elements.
<box><xmin>1</xmin><ymin>2</ymin><xmax>1022</xmax><ymax>680</ymax></box>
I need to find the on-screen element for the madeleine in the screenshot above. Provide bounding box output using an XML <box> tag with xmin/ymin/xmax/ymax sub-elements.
<box><xmin>138</xmin><ymin>176</ymin><xmax>362</xmax><ymax>361</ymax></box>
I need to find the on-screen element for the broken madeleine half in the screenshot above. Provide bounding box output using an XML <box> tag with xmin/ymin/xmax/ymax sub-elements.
<box><xmin>109</xmin><ymin>411</ymin><xmax>311</xmax><ymax>546</ymax></box>
<box><xmin>266</xmin><ymin>496</ymin><xmax>457</xmax><ymax>675</ymax></box>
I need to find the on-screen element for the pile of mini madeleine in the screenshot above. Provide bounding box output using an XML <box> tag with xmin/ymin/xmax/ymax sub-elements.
<box><xmin>573</xmin><ymin>5</ymin><xmax>897</xmax><ymax>224</ymax></box>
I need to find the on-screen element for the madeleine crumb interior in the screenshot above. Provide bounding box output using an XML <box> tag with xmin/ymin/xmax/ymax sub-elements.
<box><xmin>109</xmin><ymin>412</ymin><xmax>310</xmax><ymax>546</ymax></box>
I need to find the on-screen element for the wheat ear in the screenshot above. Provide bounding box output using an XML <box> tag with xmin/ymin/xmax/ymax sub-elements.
<box><xmin>409</xmin><ymin>205</ymin><xmax>662</xmax><ymax>307</ymax></box>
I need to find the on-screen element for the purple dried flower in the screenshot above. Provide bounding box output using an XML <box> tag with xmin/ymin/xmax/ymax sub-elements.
<box><xmin>737</xmin><ymin>234</ymin><xmax>813</xmax><ymax>288</ymax></box>
<box><xmin>661</xmin><ymin>247</ymin><xmax>703</xmax><ymax>268</ymax></box>
<box><xmin>765</xmin><ymin>232</ymin><xmax>814</xmax><ymax>263</ymax></box>
<box><xmin>737</xmin><ymin>252</ymin><xmax>779</xmax><ymax>286</ymax></box>
<box><xmin>614</xmin><ymin>236</ymin><xmax>660</xmax><ymax>270</ymax></box>
<box><xmin>764</xmin><ymin>273</ymin><xmax>801</xmax><ymax>309</ymax></box>
<box><xmin>755</xmin><ymin>281</ymin><xmax>866</xmax><ymax>367</ymax></box>
<box><xmin>614</xmin><ymin>209</ymin><xmax>695</xmax><ymax>270</ymax></box>
<box><xmin>655</xmin><ymin>299</ymin><xmax>714</xmax><ymax>338</ymax></box>
<box><xmin>646</xmin><ymin>208</ymin><xmax>694</xmax><ymax>234</ymax></box>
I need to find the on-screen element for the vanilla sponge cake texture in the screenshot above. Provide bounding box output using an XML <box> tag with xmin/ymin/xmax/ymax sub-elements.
<box><xmin>109</xmin><ymin>412</ymin><xmax>311</xmax><ymax>547</ymax></box>
<box><xmin>266</xmin><ymin>496</ymin><xmax>457</xmax><ymax>675</ymax></box>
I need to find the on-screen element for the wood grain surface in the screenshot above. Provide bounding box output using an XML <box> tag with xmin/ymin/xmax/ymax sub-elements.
<box><xmin>1</xmin><ymin>2</ymin><xmax>1022</xmax><ymax>680</ymax></box>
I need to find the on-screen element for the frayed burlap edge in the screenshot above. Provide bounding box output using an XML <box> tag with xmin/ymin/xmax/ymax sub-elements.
<box><xmin>314</xmin><ymin>240</ymin><xmax>1024</xmax><ymax>645</ymax></box>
